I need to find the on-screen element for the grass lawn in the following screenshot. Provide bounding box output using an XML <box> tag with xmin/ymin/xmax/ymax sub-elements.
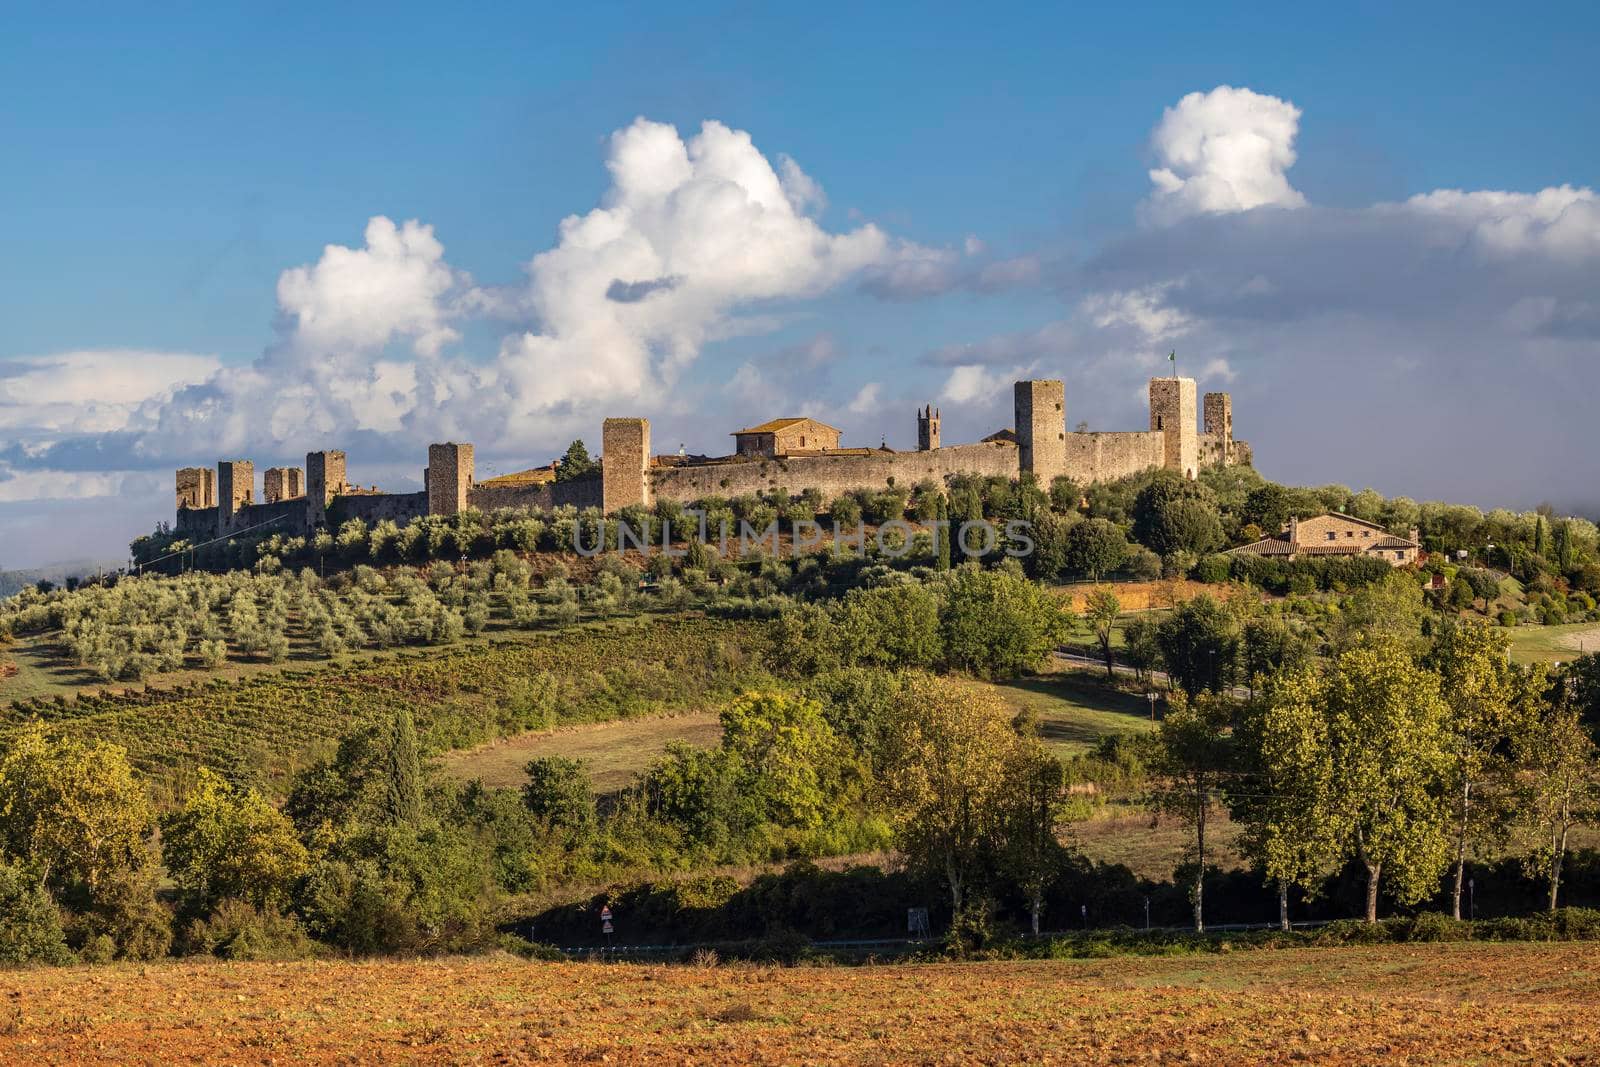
<box><xmin>966</xmin><ymin>668</ymin><xmax>1157</xmax><ymax>757</ymax></box>
<box><xmin>1507</xmin><ymin>620</ymin><xmax>1600</xmax><ymax>664</ymax></box>
<box><xmin>8</xmin><ymin>943</ymin><xmax>1599</xmax><ymax>1064</ymax></box>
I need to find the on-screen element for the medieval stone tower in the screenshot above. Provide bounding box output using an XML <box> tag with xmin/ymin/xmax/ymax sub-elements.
<box><xmin>602</xmin><ymin>418</ymin><xmax>651</xmax><ymax>513</ymax></box>
<box><xmin>917</xmin><ymin>405</ymin><xmax>941</xmax><ymax>451</ymax></box>
<box><xmin>1203</xmin><ymin>392</ymin><xmax>1233</xmax><ymax>464</ymax></box>
<box><xmin>264</xmin><ymin>467</ymin><xmax>303</xmax><ymax>504</ymax></box>
<box><xmin>1014</xmin><ymin>379</ymin><xmax>1066</xmax><ymax>483</ymax></box>
<box><xmin>1149</xmin><ymin>377</ymin><xmax>1198</xmax><ymax>478</ymax></box>
<box><xmin>427</xmin><ymin>443</ymin><xmax>475</xmax><ymax>517</ymax></box>
<box><xmin>217</xmin><ymin>460</ymin><xmax>254</xmax><ymax>527</ymax></box>
<box><xmin>175</xmin><ymin>467</ymin><xmax>215</xmax><ymax>510</ymax></box>
<box><xmin>305</xmin><ymin>451</ymin><xmax>347</xmax><ymax>531</ymax></box>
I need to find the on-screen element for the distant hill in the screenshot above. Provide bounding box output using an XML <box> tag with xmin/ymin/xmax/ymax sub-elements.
<box><xmin>0</xmin><ymin>559</ymin><xmax>122</xmax><ymax>599</ymax></box>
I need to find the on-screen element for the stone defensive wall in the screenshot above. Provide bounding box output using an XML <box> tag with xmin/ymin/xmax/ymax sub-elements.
<box><xmin>647</xmin><ymin>440</ymin><xmax>1020</xmax><ymax>505</ymax></box>
<box><xmin>170</xmin><ymin>375</ymin><xmax>1250</xmax><ymax>543</ymax></box>
<box><xmin>466</xmin><ymin>474</ymin><xmax>603</xmax><ymax>514</ymax></box>
<box><xmin>1060</xmin><ymin>430</ymin><xmax>1166</xmax><ymax>484</ymax></box>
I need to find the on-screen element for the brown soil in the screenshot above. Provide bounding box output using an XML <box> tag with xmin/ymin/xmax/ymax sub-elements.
<box><xmin>1</xmin><ymin>941</ymin><xmax>1596</xmax><ymax>1064</ymax></box>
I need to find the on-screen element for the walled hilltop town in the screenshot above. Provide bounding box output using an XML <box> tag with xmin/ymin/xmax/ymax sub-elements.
<box><xmin>172</xmin><ymin>375</ymin><xmax>1248</xmax><ymax>541</ymax></box>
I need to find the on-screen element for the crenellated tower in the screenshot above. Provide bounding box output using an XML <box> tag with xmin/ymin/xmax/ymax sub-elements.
<box><xmin>1149</xmin><ymin>377</ymin><xmax>1198</xmax><ymax>478</ymax></box>
<box><xmin>917</xmin><ymin>405</ymin><xmax>941</xmax><ymax>451</ymax></box>
<box><xmin>305</xmin><ymin>451</ymin><xmax>347</xmax><ymax>530</ymax></box>
<box><xmin>217</xmin><ymin>460</ymin><xmax>254</xmax><ymax>527</ymax></box>
<box><xmin>1014</xmin><ymin>379</ymin><xmax>1066</xmax><ymax>483</ymax></box>
<box><xmin>427</xmin><ymin>443</ymin><xmax>475</xmax><ymax>517</ymax></box>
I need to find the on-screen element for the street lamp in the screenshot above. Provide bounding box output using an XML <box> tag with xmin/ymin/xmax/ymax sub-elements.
<box><xmin>1146</xmin><ymin>691</ymin><xmax>1159</xmax><ymax>721</ymax></box>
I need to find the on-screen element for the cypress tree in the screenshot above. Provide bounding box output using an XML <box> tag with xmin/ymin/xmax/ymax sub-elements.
<box><xmin>384</xmin><ymin>708</ymin><xmax>423</xmax><ymax>825</ymax></box>
<box><xmin>1534</xmin><ymin>516</ymin><xmax>1547</xmax><ymax>558</ymax></box>
<box><xmin>936</xmin><ymin>495</ymin><xmax>952</xmax><ymax>572</ymax></box>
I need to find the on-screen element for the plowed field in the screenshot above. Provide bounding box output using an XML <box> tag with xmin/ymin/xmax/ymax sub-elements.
<box><xmin>2</xmin><ymin>942</ymin><xmax>1597</xmax><ymax>1064</ymax></box>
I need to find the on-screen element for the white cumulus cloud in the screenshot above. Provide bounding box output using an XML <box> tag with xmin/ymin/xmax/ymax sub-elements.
<box><xmin>1144</xmin><ymin>86</ymin><xmax>1307</xmax><ymax>225</ymax></box>
<box><xmin>493</xmin><ymin>119</ymin><xmax>896</xmax><ymax>423</ymax></box>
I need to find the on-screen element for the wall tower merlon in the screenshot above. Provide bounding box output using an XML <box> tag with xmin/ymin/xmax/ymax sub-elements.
<box><xmin>1013</xmin><ymin>379</ymin><xmax>1067</xmax><ymax>483</ymax></box>
<box><xmin>1149</xmin><ymin>377</ymin><xmax>1199</xmax><ymax>478</ymax></box>
<box><xmin>427</xmin><ymin>442</ymin><xmax>475</xmax><ymax>517</ymax></box>
<box><xmin>602</xmin><ymin>417</ymin><xmax>651</xmax><ymax>514</ymax></box>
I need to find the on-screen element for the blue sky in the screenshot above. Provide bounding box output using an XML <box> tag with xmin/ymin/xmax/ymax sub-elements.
<box><xmin>3</xmin><ymin>2</ymin><xmax>1599</xmax><ymax>567</ymax></box>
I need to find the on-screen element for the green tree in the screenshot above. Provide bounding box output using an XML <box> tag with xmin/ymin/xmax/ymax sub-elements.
<box><xmin>1132</xmin><ymin>474</ymin><xmax>1224</xmax><ymax>556</ymax></box>
<box><xmin>1427</xmin><ymin>620</ymin><xmax>1532</xmax><ymax>919</ymax></box>
<box><xmin>939</xmin><ymin>565</ymin><xmax>1072</xmax><ymax>679</ymax></box>
<box><xmin>935</xmin><ymin>495</ymin><xmax>952</xmax><ymax>572</ymax></box>
<box><xmin>1048</xmin><ymin>476</ymin><xmax>1081</xmax><ymax>513</ymax></box>
<box><xmin>882</xmin><ymin>676</ymin><xmax>1024</xmax><ymax>914</ymax></box>
<box><xmin>643</xmin><ymin>742</ymin><xmax>744</xmax><ymax>851</ymax></box>
<box><xmin>1234</xmin><ymin>670</ymin><xmax>1346</xmax><ymax>930</ymax></box>
<box><xmin>997</xmin><ymin>745</ymin><xmax>1069</xmax><ymax>935</ymax></box>
<box><xmin>554</xmin><ymin>440</ymin><xmax>599</xmax><ymax>482</ymax></box>
<box><xmin>0</xmin><ymin>726</ymin><xmax>155</xmax><ymax>896</ymax></box>
<box><xmin>160</xmin><ymin>768</ymin><xmax>310</xmax><ymax>914</ymax></box>
<box><xmin>0</xmin><ymin>860</ymin><xmax>70</xmax><ymax>965</ymax></box>
<box><xmin>1514</xmin><ymin>700</ymin><xmax>1600</xmax><ymax>911</ymax></box>
<box><xmin>1152</xmin><ymin>691</ymin><xmax>1233</xmax><ymax>931</ymax></box>
<box><xmin>1064</xmin><ymin>518</ymin><xmax>1129</xmax><ymax>581</ymax></box>
<box><xmin>1325</xmin><ymin>641</ymin><xmax>1452</xmax><ymax>922</ymax></box>
<box><xmin>1331</xmin><ymin>571</ymin><xmax>1428</xmax><ymax>654</ymax></box>
<box><xmin>384</xmin><ymin>708</ymin><xmax>423</xmax><ymax>826</ymax></box>
<box><xmin>836</xmin><ymin>584</ymin><xmax>946</xmax><ymax>670</ymax></box>
<box><xmin>1083</xmin><ymin>587</ymin><xmax>1121</xmax><ymax>680</ymax></box>
<box><xmin>1554</xmin><ymin>520</ymin><xmax>1576</xmax><ymax>573</ymax></box>
<box><xmin>1155</xmin><ymin>595</ymin><xmax>1239</xmax><ymax>698</ymax></box>
<box><xmin>521</xmin><ymin>757</ymin><xmax>597</xmax><ymax>846</ymax></box>
<box><xmin>1241</xmin><ymin>483</ymin><xmax>1292</xmax><ymax>534</ymax></box>
<box><xmin>1121</xmin><ymin>615</ymin><xmax>1162</xmax><ymax>688</ymax></box>
<box><xmin>718</xmin><ymin>691</ymin><xmax>853</xmax><ymax>832</ymax></box>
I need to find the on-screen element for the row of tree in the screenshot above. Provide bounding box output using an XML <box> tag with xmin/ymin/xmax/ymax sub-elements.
<box><xmin>1155</xmin><ymin>621</ymin><xmax>1600</xmax><ymax>930</ymax></box>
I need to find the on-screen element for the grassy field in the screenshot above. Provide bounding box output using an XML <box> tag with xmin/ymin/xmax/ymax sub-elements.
<box><xmin>442</xmin><ymin>711</ymin><xmax>725</xmax><ymax>792</ymax></box>
<box><xmin>1507</xmin><ymin>620</ymin><xmax>1600</xmax><ymax>664</ymax></box>
<box><xmin>439</xmin><ymin>666</ymin><xmax>1156</xmax><ymax>798</ymax></box>
<box><xmin>4</xmin><ymin>942</ymin><xmax>1597</xmax><ymax>1064</ymax></box>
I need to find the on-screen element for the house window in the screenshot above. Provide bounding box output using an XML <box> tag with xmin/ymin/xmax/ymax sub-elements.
<box><xmin>1326</xmin><ymin>531</ymin><xmax>1336</xmax><ymax>541</ymax></box>
<box><xmin>1346</xmin><ymin>531</ymin><xmax>1354</xmax><ymax>538</ymax></box>
<box><xmin>1156</xmin><ymin>416</ymin><xmax>1164</xmax><ymax>430</ymax></box>
<box><xmin>1362</xmin><ymin>531</ymin><xmax>1370</xmax><ymax>538</ymax></box>
<box><xmin>799</xmin><ymin>436</ymin><xmax>806</xmax><ymax>448</ymax></box>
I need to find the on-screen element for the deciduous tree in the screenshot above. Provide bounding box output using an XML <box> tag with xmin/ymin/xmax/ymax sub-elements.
<box><xmin>1152</xmin><ymin>691</ymin><xmax>1233</xmax><ymax>931</ymax></box>
<box><xmin>1084</xmin><ymin>587</ymin><xmax>1120</xmax><ymax>680</ymax></box>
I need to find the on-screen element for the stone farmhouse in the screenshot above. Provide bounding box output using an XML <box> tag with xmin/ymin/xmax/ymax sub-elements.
<box><xmin>172</xmin><ymin>375</ymin><xmax>1249</xmax><ymax>543</ymax></box>
<box><xmin>1227</xmin><ymin>513</ymin><xmax>1421</xmax><ymax>566</ymax></box>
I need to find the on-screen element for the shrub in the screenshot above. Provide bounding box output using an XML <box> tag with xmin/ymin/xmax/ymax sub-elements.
<box><xmin>182</xmin><ymin>899</ymin><xmax>318</xmax><ymax>961</ymax></box>
<box><xmin>1399</xmin><ymin>911</ymin><xmax>1471</xmax><ymax>943</ymax></box>
<box><xmin>1192</xmin><ymin>554</ymin><xmax>1231</xmax><ymax>584</ymax></box>
<box><xmin>1498</xmin><ymin>610</ymin><xmax>1518</xmax><ymax>628</ymax></box>
<box><xmin>0</xmin><ymin>861</ymin><xmax>71</xmax><ymax>966</ymax></box>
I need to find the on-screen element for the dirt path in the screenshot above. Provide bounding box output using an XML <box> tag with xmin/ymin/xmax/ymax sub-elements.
<box><xmin>439</xmin><ymin>711</ymin><xmax>723</xmax><ymax>791</ymax></box>
<box><xmin>2</xmin><ymin>942</ymin><xmax>1596</xmax><ymax>1064</ymax></box>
